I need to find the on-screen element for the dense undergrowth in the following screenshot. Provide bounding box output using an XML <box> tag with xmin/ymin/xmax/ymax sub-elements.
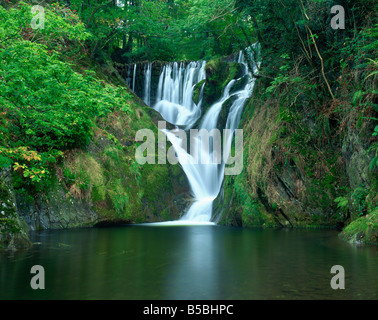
<box><xmin>0</xmin><ymin>2</ymin><xmax>128</xmax><ymax>189</ymax></box>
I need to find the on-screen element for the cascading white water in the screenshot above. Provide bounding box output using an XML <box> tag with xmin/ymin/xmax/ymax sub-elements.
<box><xmin>132</xmin><ymin>45</ymin><xmax>259</xmax><ymax>225</ymax></box>
<box><xmin>132</xmin><ymin>64</ymin><xmax>137</xmax><ymax>92</ymax></box>
<box><xmin>126</xmin><ymin>65</ymin><xmax>132</xmax><ymax>88</ymax></box>
<box><xmin>143</xmin><ymin>63</ymin><xmax>152</xmax><ymax>106</ymax></box>
<box><xmin>153</xmin><ymin>61</ymin><xmax>206</xmax><ymax>129</ymax></box>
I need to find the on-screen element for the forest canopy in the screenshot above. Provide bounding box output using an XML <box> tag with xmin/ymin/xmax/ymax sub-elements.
<box><xmin>61</xmin><ymin>0</ymin><xmax>254</xmax><ymax>62</ymax></box>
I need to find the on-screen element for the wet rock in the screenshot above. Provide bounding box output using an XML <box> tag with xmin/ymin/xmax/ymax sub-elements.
<box><xmin>0</xmin><ymin>168</ymin><xmax>31</xmax><ymax>250</ymax></box>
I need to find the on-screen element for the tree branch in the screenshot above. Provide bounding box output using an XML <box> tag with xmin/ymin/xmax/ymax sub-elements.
<box><xmin>86</xmin><ymin>1</ymin><xmax>112</xmax><ymax>26</ymax></box>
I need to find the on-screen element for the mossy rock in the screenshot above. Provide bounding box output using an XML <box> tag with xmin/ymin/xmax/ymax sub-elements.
<box><xmin>228</xmin><ymin>62</ymin><xmax>244</xmax><ymax>81</ymax></box>
<box><xmin>203</xmin><ymin>58</ymin><xmax>231</xmax><ymax>106</ymax></box>
<box><xmin>217</xmin><ymin>95</ymin><xmax>238</xmax><ymax>130</ymax></box>
<box><xmin>0</xmin><ymin>168</ymin><xmax>31</xmax><ymax>250</ymax></box>
<box><xmin>215</xmin><ymin>168</ymin><xmax>280</xmax><ymax>228</ymax></box>
<box><xmin>230</xmin><ymin>75</ymin><xmax>249</xmax><ymax>95</ymax></box>
<box><xmin>339</xmin><ymin>209</ymin><xmax>378</xmax><ymax>245</ymax></box>
<box><xmin>192</xmin><ymin>79</ymin><xmax>206</xmax><ymax>105</ymax></box>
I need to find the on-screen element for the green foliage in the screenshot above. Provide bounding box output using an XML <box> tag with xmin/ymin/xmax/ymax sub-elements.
<box><xmin>0</xmin><ymin>2</ymin><xmax>90</xmax><ymax>59</ymax></box>
<box><xmin>0</xmin><ymin>3</ymin><xmax>132</xmax><ymax>193</ymax></box>
<box><xmin>62</xmin><ymin>0</ymin><xmax>251</xmax><ymax>62</ymax></box>
<box><xmin>172</xmin><ymin>0</ymin><xmax>250</xmax><ymax>59</ymax></box>
<box><xmin>363</xmin><ymin>57</ymin><xmax>378</xmax><ymax>171</ymax></box>
<box><xmin>339</xmin><ymin>207</ymin><xmax>378</xmax><ymax>244</ymax></box>
<box><xmin>334</xmin><ymin>196</ymin><xmax>348</xmax><ymax>210</ymax></box>
<box><xmin>0</xmin><ymin>155</ymin><xmax>12</xmax><ymax>169</ymax></box>
<box><xmin>351</xmin><ymin>187</ymin><xmax>369</xmax><ymax>217</ymax></box>
<box><xmin>369</xmin><ymin>143</ymin><xmax>378</xmax><ymax>171</ymax></box>
<box><xmin>0</xmin><ymin>218</ymin><xmax>22</xmax><ymax>235</ymax></box>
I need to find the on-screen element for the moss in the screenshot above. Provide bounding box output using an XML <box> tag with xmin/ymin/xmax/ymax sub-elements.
<box><xmin>160</xmin><ymin>207</ymin><xmax>171</xmax><ymax>221</ymax></box>
<box><xmin>197</xmin><ymin>59</ymin><xmax>247</xmax><ymax>128</ymax></box>
<box><xmin>62</xmin><ymin>151</ymin><xmax>105</xmax><ymax>201</ymax></box>
<box><xmin>192</xmin><ymin>79</ymin><xmax>206</xmax><ymax>105</ymax></box>
<box><xmin>91</xmin><ymin>185</ymin><xmax>107</xmax><ymax>202</ymax></box>
<box><xmin>217</xmin><ymin>95</ymin><xmax>237</xmax><ymax>130</ymax></box>
<box><xmin>203</xmin><ymin>58</ymin><xmax>230</xmax><ymax>106</ymax></box>
<box><xmin>230</xmin><ymin>75</ymin><xmax>249</xmax><ymax>95</ymax></box>
<box><xmin>228</xmin><ymin>62</ymin><xmax>244</xmax><ymax>81</ymax></box>
<box><xmin>217</xmin><ymin>157</ymin><xmax>280</xmax><ymax>228</ymax></box>
<box><xmin>59</xmin><ymin>116</ymin><xmax>185</xmax><ymax>225</ymax></box>
<box><xmin>339</xmin><ymin>209</ymin><xmax>378</xmax><ymax>245</ymax></box>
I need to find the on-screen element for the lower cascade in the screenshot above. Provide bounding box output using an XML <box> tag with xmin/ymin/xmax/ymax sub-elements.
<box><xmin>131</xmin><ymin>46</ymin><xmax>259</xmax><ymax>224</ymax></box>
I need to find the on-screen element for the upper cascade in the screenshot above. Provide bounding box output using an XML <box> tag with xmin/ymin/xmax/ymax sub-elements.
<box><xmin>153</xmin><ymin>61</ymin><xmax>206</xmax><ymax>129</ymax></box>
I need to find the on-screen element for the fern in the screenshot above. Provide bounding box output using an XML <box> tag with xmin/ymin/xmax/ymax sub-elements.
<box><xmin>334</xmin><ymin>196</ymin><xmax>348</xmax><ymax>209</ymax></box>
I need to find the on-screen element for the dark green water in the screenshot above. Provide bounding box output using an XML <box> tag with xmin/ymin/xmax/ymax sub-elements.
<box><xmin>0</xmin><ymin>225</ymin><xmax>377</xmax><ymax>299</ymax></box>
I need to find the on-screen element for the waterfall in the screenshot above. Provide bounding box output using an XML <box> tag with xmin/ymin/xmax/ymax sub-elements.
<box><xmin>126</xmin><ymin>64</ymin><xmax>132</xmax><ymax>88</ymax></box>
<box><xmin>143</xmin><ymin>63</ymin><xmax>152</xmax><ymax>106</ymax></box>
<box><xmin>132</xmin><ymin>64</ymin><xmax>137</xmax><ymax>92</ymax></box>
<box><xmin>131</xmin><ymin>45</ymin><xmax>259</xmax><ymax>224</ymax></box>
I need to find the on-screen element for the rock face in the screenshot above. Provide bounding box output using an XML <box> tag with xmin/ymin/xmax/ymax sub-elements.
<box><xmin>0</xmin><ymin>168</ymin><xmax>31</xmax><ymax>250</ymax></box>
<box><xmin>16</xmin><ymin>186</ymin><xmax>98</xmax><ymax>231</ymax></box>
<box><xmin>342</xmin><ymin>130</ymin><xmax>371</xmax><ymax>190</ymax></box>
<box><xmin>338</xmin><ymin>210</ymin><xmax>378</xmax><ymax>245</ymax></box>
